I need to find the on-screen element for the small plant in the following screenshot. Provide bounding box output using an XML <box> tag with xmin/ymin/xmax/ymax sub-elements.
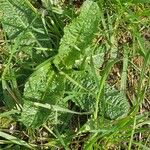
<box><xmin>19</xmin><ymin>0</ymin><xmax>129</xmax><ymax>128</ymax></box>
<box><xmin>0</xmin><ymin>0</ymin><xmax>149</xmax><ymax>149</ymax></box>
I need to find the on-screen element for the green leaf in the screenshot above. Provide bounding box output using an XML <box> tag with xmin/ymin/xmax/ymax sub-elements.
<box><xmin>131</xmin><ymin>0</ymin><xmax>150</xmax><ymax>3</ymax></box>
<box><xmin>33</xmin><ymin>102</ymin><xmax>91</xmax><ymax>115</ymax></box>
<box><xmin>0</xmin><ymin>0</ymin><xmax>30</xmax><ymax>38</ymax></box>
<box><xmin>0</xmin><ymin>0</ymin><xmax>51</xmax><ymax>54</ymax></box>
<box><xmin>20</xmin><ymin>62</ymin><xmax>65</xmax><ymax>128</ymax></box>
<box><xmin>66</xmin><ymin>70</ymin><xmax>97</xmax><ymax>111</ymax></box>
<box><xmin>0</xmin><ymin>110</ymin><xmax>19</xmax><ymax>118</ymax></box>
<box><xmin>66</xmin><ymin>70</ymin><xmax>129</xmax><ymax>120</ymax></box>
<box><xmin>53</xmin><ymin>0</ymin><xmax>101</xmax><ymax>69</ymax></box>
<box><xmin>0</xmin><ymin>131</ymin><xmax>33</xmax><ymax>149</ymax></box>
<box><xmin>102</xmin><ymin>85</ymin><xmax>129</xmax><ymax>120</ymax></box>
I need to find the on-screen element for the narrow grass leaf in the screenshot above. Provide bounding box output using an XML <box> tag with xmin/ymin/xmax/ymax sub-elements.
<box><xmin>0</xmin><ymin>131</ymin><xmax>33</xmax><ymax>149</ymax></box>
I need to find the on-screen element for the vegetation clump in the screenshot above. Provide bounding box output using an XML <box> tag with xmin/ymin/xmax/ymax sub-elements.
<box><xmin>0</xmin><ymin>0</ymin><xmax>149</xmax><ymax>149</ymax></box>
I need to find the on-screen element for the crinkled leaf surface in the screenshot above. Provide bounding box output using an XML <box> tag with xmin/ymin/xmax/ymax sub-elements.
<box><xmin>0</xmin><ymin>0</ymin><xmax>30</xmax><ymax>38</ymax></box>
<box><xmin>21</xmin><ymin>63</ymin><xmax>65</xmax><ymax>128</ymax></box>
<box><xmin>66</xmin><ymin>70</ymin><xmax>129</xmax><ymax>120</ymax></box>
<box><xmin>101</xmin><ymin>85</ymin><xmax>129</xmax><ymax>120</ymax></box>
<box><xmin>66</xmin><ymin>70</ymin><xmax>97</xmax><ymax>111</ymax></box>
<box><xmin>17</xmin><ymin>0</ymin><xmax>129</xmax><ymax>129</ymax></box>
<box><xmin>0</xmin><ymin>0</ymin><xmax>50</xmax><ymax>53</ymax></box>
<box><xmin>53</xmin><ymin>0</ymin><xmax>101</xmax><ymax>69</ymax></box>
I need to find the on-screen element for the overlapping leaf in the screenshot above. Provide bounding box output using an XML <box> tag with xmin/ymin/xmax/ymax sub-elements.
<box><xmin>53</xmin><ymin>0</ymin><xmax>101</xmax><ymax>69</ymax></box>
<box><xmin>0</xmin><ymin>0</ymin><xmax>50</xmax><ymax>53</ymax></box>
<box><xmin>20</xmin><ymin>0</ymin><xmax>101</xmax><ymax>128</ymax></box>
<box><xmin>20</xmin><ymin>0</ymin><xmax>129</xmax><ymax>129</ymax></box>
<box><xmin>21</xmin><ymin>62</ymin><xmax>65</xmax><ymax>128</ymax></box>
<box><xmin>66</xmin><ymin>70</ymin><xmax>129</xmax><ymax>120</ymax></box>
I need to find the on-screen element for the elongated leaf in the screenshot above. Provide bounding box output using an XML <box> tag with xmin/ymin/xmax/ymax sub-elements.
<box><xmin>21</xmin><ymin>62</ymin><xmax>65</xmax><ymax>128</ymax></box>
<box><xmin>132</xmin><ymin>0</ymin><xmax>150</xmax><ymax>3</ymax></box>
<box><xmin>33</xmin><ymin>102</ymin><xmax>91</xmax><ymax>115</ymax></box>
<box><xmin>53</xmin><ymin>0</ymin><xmax>101</xmax><ymax>69</ymax></box>
<box><xmin>0</xmin><ymin>131</ymin><xmax>32</xmax><ymax>149</ymax></box>
<box><xmin>66</xmin><ymin>70</ymin><xmax>129</xmax><ymax>120</ymax></box>
<box><xmin>0</xmin><ymin>0</ymin><xmax>50</xmax><ymax>53</ymax></box>
<box><xmin>0</xmin><ymin>110</ymin><xmax>19</xmax><ymax>118</ymax></box>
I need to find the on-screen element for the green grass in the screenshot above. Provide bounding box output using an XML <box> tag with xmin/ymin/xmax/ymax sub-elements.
<box><xmin>0</xmin><ymin>0</ymin><xmax>150</xmax><ymax>149</ymax></box>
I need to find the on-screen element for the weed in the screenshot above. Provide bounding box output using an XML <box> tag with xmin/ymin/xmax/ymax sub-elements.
<box><xmin>0</xmin><ymin>0</ymin><xmax>149</xmax><ymax>149</ymax></box>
